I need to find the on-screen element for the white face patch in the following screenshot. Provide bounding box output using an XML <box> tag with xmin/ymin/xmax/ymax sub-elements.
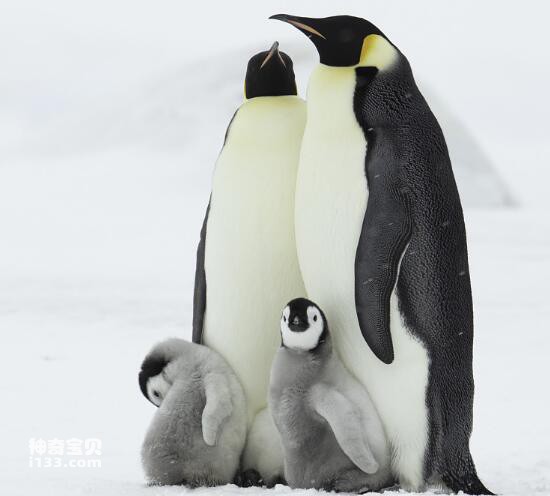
<box><xmin>280</xmin><ymin>305</ymin><xmax>324</xmax><ymax>351</ymax></box>
<box><xmin>146</xmin><ymin>373</ymin><xmax>171</xmax><ymax>407</ymax></box>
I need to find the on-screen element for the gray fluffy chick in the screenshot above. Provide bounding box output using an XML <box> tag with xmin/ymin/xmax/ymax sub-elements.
<box><xmin>269</xmin><ymin>298</ymin><xmax>393</xmax><ymax>492</ymax></box>
<box><xmin>139</xmin><ymin>338</ymin><xmax>247</xmax><ymax>487</ymax></box>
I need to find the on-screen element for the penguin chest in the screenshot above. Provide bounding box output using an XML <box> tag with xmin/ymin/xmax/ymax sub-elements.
<box><xmin>295</xmin><ymin>66</ymin><xmax>368</xmax><ymax>333</ymax></box>
<box><xmin>203</xmin><ymin>97</ymin><xmax>306</xmax><ymax>419</ymax></box>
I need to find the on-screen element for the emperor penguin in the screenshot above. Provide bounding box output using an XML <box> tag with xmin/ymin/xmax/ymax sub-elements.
<box><xmin>192</xmin><ymin>42</ymin><xmax>306</xmax><ymax>484</ymax></box>
<box><xmin>271</xmin><ymin>15</ymin><xmax>492</xmax><ymax>495</ymax></box>
<box><xmin>138</xmin><ymin>338</ymin><xmax>247</xmax><ymax>487</ymax></box>
<box><xmin>269</xmin><ymin>298</ymin><xmax>393</xmax><ymax>492</ymax></box>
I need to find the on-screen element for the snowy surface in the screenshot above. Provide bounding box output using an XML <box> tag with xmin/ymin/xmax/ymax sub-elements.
<box><xmin>1</xmin><ymin>1</ymin><xmax>549</xmax><ymax>495</ymax></box>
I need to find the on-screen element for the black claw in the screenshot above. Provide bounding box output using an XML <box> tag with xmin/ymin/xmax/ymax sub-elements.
<box><xmin>234</xmin><ymin>469</ymin><xmax>264</xmax><ymax>487</ymax></box>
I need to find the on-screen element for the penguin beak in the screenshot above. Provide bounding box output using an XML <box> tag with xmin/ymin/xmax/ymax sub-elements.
<box><xmin>270</xmin><ymin>13</ymin><xmax>372</xmax><ymax>67</ymax></box>
<box><xmin>269</xmin><ymin>14</ymin><xmax>326</xmax><ymax>40</ymax></box>
<box><xmin>288</xmin><ymin>316</ymin><xmax>308</xmax><ymax>333</ymax></box>
<box><xmin>260</xmin><ymin>41</ymin><xmax>285</xmax><ymax>69</ymax></box>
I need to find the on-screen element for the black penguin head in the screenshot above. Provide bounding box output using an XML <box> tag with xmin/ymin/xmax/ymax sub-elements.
<box><xmin>272</xmin><ymin>14</ymin><xmax>416</xmax><ymax>127</ymax></box>
<box><xmin>138</xmin><ymin>353</ymin><xmax>170</xmax><ymax>407</ymax></box>
<box><xmin>138</xmin><ymin>338</ymin><xmax>188</xmax><ymax>407</ymax></box>
<box><xmin>280</xmin><ymin>298</ymin><xmax>329</xmax><ymax>351</ymax></box>
<box><xmin>244</xmin><ymin>41</ymin><xmax>297</xmax><ymax>99</ymax></box>
<box><xmin>270</xmin><ymin>14</ymin><xmax>396</xmax><ymax>67</ymax></box>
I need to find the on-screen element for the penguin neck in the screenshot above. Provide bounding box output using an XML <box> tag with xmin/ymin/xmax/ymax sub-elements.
<box><xmin>227</xmin><ymin>95</ymin><xmax>305</xmax><ymax>147</ymax></box>
<box><xmin>282</xmin><ymin>333</ymin><xmax>332</xmax><ymax>378</ymax></box>
<box><xmin>163</xmin><ymin>356</ymin><xmax>189</xmax><ymax>383</ymax></box>
<box><xmin>306</xmin><ymin>65</ymin><xmax>361</xmax><ymax>137</ymax></box>
<box><xmin>240</xmin><ymin>94</ymin><xmax>303</xmax><ymax>119</ymax></box>
<box><xmin>242</xmin><ymin>94</ymin><xmax>301</xmax><ymax>106</ymax></box>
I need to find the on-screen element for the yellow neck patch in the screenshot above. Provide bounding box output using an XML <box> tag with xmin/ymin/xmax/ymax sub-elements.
<box><xmin>359</xmin><ymin>34</ymin><xmax>398</xmax><ymax>70</ymax></box>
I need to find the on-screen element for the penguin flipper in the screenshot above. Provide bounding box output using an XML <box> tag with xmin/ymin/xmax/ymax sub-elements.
<box><xmin>202</xmin><ymin>371</ymin><xmax>232</xmax><ymax>446</ymax></box>
<box><xmin>192</xmin><ymin>201</ymin><xmax>210</xmax><ymax>344</ymax></box>
<box><xmin>310</xmin><ymin>384</ymin><xmax>379</xmax><ymax>475</ymax></box>
<box><xmin>355</xmin><ymin>180</ymin><xmax>411</xmax><ymax>364</ymax></box>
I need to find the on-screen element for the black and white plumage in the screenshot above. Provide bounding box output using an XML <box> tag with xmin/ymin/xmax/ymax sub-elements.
<box><xmin>269</xmin><ymin>298</ymin><xmax>392</xmax><ymax>492</ymax></box>
<box><xmin>138</xmin><ymin>338</ymin><xmax>247</xmax><ymax>487</ymax></box>
<box><xmin>271</xmin><ymin>14</ymin><xmax>492</xmax><ymax>495</ymax></box>
<box><xmin>191</xmin><ymin>43</ymin><xmax>305</xmax><ymax>485</ymax></box>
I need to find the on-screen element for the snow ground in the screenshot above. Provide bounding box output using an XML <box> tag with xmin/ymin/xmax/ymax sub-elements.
<box><xmin>1</xmin><ymin>1</ymin><xmax>550</xmax><ymax>495</ymax></box>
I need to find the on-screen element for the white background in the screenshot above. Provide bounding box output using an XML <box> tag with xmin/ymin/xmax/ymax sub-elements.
<box><xmin>1</xmin><ymin>1</ymin><xmax>549</xmax><ymax>495</ymax></box>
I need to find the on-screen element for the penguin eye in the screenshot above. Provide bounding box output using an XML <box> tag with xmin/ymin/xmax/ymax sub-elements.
<box><xmin>283</xmin><ymin>316</ymin><xmax>287</xmax><ymax>322</ymax></box>
<box><xmin>153</xmin><ymin>391</ymin><xmax>160</xmax><ymax>398</ymax></box>
<box><xmin>313</xmin><ymin>315</ymin><xmax>318</xmax><ymax>322</ymax></box>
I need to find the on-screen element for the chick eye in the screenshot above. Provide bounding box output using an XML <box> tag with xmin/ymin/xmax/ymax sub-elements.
<box><xmin>153</xmin><ymin>391</ymin><xmax>160</xmax><ymax>398</ymax></box>
<box><xmin>313</xmin><ymin>315</ymin><xmax>318</xmax><ymax>322</ymax></box>
<box><xmin>283</xmin><ymin>316</ymin><xmax>287</xmax><ymax>322</ymax></box>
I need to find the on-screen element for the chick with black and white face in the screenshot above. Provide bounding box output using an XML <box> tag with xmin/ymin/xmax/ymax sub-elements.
<box><xmin>280</xmin><ymin>297</ymin><xmax>328</xmax><ymax>352</ymax></box>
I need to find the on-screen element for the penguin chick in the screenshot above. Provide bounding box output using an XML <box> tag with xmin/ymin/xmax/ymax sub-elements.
<box><xmin>138</xmin><ymin>338</ymin><xmax>247</xmax><ymax>487</ymax></box>
<box><xmin>269</xmin><ymin>299</ymin><xmax>393</xmax><ymax>492</ymax></box>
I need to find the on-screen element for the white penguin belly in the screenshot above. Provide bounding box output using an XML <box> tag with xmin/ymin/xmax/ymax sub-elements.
<box><xmin>204</xmin><ymin>96</ymin><xmax>306</xmax><ymax>423</ymax></box>
<box><xmin>295</xmin><ymin>66</ymin><xmax>429</xmax><ymax>490</ymax></box>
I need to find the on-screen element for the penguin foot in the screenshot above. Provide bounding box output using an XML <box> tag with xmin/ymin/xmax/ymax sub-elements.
<box><xmin>266</xmin><ymin>475</ymin><xmax>286</xmax><ymax>488</ymax></box>
<box><xmin>379</xmin><ymin>483</ymin><xmax>401</xmax><ymax>493</ymax></box>
<box><xmin>234</xmin><ymin>469</ymin><xmax>264</xmax><ymax>487</ymax></box>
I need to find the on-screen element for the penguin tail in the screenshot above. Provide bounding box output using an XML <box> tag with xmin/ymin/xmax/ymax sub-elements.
<box><xmin>441</xmin><ymin>462</ymin><xmax>494</xmax><ymax>495</ymax></box>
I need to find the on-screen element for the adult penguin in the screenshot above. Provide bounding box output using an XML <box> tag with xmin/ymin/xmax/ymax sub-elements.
<box><xmin>192</xmin><ymin>42</ymin><xmax>305</xmax><ymax>485</ymax></box>
<box><xmin>270</xmin><ymin>14</ymin><xmax>492</xmax><ymax>495</ymax></box>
